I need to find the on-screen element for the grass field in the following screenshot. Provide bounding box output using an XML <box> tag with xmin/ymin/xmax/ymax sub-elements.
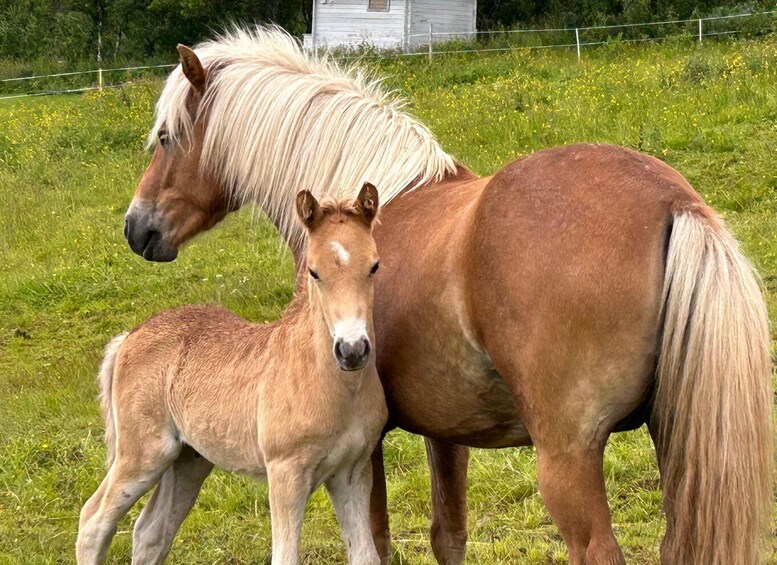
<box><xmin>1</xmin><ymin>36</ymin><xmax>776</xmax><ymax>564</ymax></box>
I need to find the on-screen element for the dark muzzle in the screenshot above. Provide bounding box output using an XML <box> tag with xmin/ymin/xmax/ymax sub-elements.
<box><xmin>334</xmin><ymin>336</ymin><xmax>371</xmax><ymax>371</ymax></box>
<box><xmin>124</xmin><ymin>212</ymin><xmax>178</xmax><ymax>262</ymax></box>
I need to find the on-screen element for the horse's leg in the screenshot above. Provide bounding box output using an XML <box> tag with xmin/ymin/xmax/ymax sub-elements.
<box><xmin>369</xmin><ymin>441</ymin><xmax>391</xmax><ymax>564</ymax></box>
<box><xmin>77</xmin><ymin>446</ymin><xmax>176</xmax><ymax>564</ymax></box>
<box><xmin>267</xmin><ymin>462</ymin><xmax>311</xmax><ymax>565</ymax></box>
<box><xmin>76</xmin><ymin>477</ymin><xmax>110</xmax><ymax>560</ymax></box>
<box><xmin>131</xmin><ymin>444</ymin><xmax>214</xmax><ymax>564</ymax></box>
<box><xmin>425</xmin><ymin>438</ymin><xmax>468</xmax><ymax>565</ymax></box>
<box><xmin>481</xmin><ymin>342</ymin><xmax>630</xmax><ymax>564</ymax></box>
<box><xmin>327</xmin><ymin>459</ymin><xmax>381</xmax><ymax>565</ymax></box>
<box><xmin>535</xmin><ymin>441</ymin><xmax>624</xmax><ymax>565</ymax></box>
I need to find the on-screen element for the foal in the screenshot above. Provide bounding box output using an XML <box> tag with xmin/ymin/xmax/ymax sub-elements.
<box><xmin>76</xmin><ymin>185</ymin><xmax>386</xmax><ymax>565</ymax></box>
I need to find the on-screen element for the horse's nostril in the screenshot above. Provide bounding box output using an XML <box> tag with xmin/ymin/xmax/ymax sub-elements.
<box><xmin>334</xmin><ymin>336</ymin><xmax>371</xmax><ymax>371</ymax></box>
<box><xmin>123</xmin><ymin>216</ymin><xmax>131</xmax><ymax>240</ymax></box>
<box><xmin>361</xmin><ymin>338</ymin><xmax>371</xmax><ymax>358</ymax></box>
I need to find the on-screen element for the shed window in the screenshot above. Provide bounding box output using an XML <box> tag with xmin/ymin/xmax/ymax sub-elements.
<box><xmin>367</xmin><ymin>0</ymin><xmax>389</xmax><ymax>11</ymax></box>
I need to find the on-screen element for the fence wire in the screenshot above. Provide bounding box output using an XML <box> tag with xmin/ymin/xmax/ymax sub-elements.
<box><xmin>1</xmin><ymin>10</ymin><xmax>775</xmax><ymax>101</ymax></box>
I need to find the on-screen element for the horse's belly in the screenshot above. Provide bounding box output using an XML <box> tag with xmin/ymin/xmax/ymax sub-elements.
<box><xmin>176</xmin><ymin>423</ymin><xmax>266</xmax><ymax>477</ymax></box>
<box><xmin>169</xmin><ymin>392</ymin><xmax>267</xmax><ymax>477</ymax></box>
<box><xmin>433</xmin><ymin>382</ymin><xmax>532</xmax><ymax>448</ymax></box>
<box><xmin>383</xmin><ymin>353</ymin><xmax>531</xmax><ymax>448</ymax></box>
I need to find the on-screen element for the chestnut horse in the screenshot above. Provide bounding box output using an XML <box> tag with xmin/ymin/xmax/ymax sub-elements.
<box><xmin>79</xmin><ymin>188</ymin><xmax>386</xmax><ymax>565</ymax></box>
<box><xmin>123</xmin><ymin>27</ymin><xmax>773</xmax><ymax>565</ymax></box>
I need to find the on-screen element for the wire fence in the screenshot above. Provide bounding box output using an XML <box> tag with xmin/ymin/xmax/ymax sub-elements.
<box><xmin>0</xmin><ymin>63</ymin><xmax>176</xmax><ymax>100</ymax></box>
<box><xmin>1</xmin><ymin>9</ymin><xmax>775</xmax><ymax>101</ymax></box>
<box><xmin>332</xmin><ymin>8</ymin><xmax>777</xmax><ymax>61</ymax></box>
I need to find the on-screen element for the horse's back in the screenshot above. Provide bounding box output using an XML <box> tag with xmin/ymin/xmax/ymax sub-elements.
<box><xmin>116</xmin><ymin>304</ymin><xmax>257</xmax><ymax>403</ymax></box>
<box><xmin>485</xmin><ymin>143</ymin><xmax>705</xmax><ymax>213</ymax></box>
<box><xmin>114</xmin><ymin>305</ymin><xmax>265</xmax><ymax>474</ymax></box>
<box><xmin>465</xmin><ymin>144</ymin><xmax>709</xmax><ymax>442</ymax></box>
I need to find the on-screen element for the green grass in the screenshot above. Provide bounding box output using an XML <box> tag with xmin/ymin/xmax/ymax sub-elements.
<box><xmin>1</xmin><ymin>36</ymin><xmax>776</xmax><ymax>564</ymax></box>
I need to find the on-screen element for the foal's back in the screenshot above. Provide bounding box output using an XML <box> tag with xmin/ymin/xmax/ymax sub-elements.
<box><xmin>114</xmin><ymin>305</ymin><xmax>271</xmax><ymax>475</ymax></box>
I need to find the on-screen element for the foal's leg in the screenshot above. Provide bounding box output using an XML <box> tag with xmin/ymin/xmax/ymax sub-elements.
<box><xmin>131</xmin><ymin>445</ymin><xmax>214</xmax><ymax>564</ymax></box>
<box><xmin>425</xmin><ymin>438</ymin><xmax>469</xmax><ymax>565</ymax></box>
<box><xmin>77</xmin><ymin>477</ymin><xmax>110</xmax><ymax>560</ymax></box>
<box><xmin>326</xmin><ymin>459</ymin><xmax>381</xmax><ymax>565</ymax></box>
<box><xmin>535</xmin><ymin>441</ymin><xmax>624</xmax><ymax>565</ymax></box>
<box><xmin>369</xmin><ymin>441</ymin><xmax>391</xmax><ymax>564</ymax></box>
<box><xmin>76</xmin><ymin>445</ymin><xmax>177</xmax><ymax>564</ymax></box>
<box><xmin>267</xmin><ymin>462</ymin><xmax>312</xmax><ymax>565</ymax></box>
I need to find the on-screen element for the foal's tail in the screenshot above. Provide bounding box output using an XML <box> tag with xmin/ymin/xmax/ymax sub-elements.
<box><xmin>653</xmin><ymin>211</ymin><xmax>773</xmax><ymax>564</ymax></box>
<box><xmin>97</xmin><ymin>332</ymin><xmax>129</xmax><ymax>469</ymax></box>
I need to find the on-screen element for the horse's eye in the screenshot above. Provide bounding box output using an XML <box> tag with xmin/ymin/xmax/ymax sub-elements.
<box><xmin>158</xmin><ymin>130</ymin><xmax>169</xmax><ymax>147</ymax></box>
<box><xmin>369</xmin><ymin>261</ymin><xmax>380</xmax><ymax>276</ymax></box>
<box><xmin>309</xmin><ymin>269</ymin><xmax>320</xmax><ymax>281</ymax></box>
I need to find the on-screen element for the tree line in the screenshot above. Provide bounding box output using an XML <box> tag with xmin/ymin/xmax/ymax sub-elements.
<box><xmin>0</xmin><ymin>0</ymin><xmax>769</xmax><ymax>62</ymax></box>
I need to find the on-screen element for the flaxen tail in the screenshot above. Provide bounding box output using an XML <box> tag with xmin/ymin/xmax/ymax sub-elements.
<box><xmin>97</xmin><ymin>332</ymin><xmax>128</xmax><ymax>469</ymax></box>
<box><xmin>653</xmin><ymin>211</ymin><xmax>773</xmax><ymax>564</ymax></box>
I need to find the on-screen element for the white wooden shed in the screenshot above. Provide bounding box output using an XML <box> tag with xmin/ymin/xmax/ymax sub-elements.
<box><xmin>304</xmin><ymin>0</ymin><xmax>477</xmax><ymax>51</ymax></box>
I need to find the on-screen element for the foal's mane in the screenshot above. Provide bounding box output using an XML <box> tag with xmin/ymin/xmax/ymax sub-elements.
<box><xmin>150</xmin><ymin>25</ymin><xmax>456</xmax><ymax>249</ymax></box>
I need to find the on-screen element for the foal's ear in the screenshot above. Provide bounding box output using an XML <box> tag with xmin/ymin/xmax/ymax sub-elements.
<box><xmin>355</xmin><ymin>183</ymin><xmax>379</xmax><ymax>226</ymax></box>
<box><xmin>296</xmin><ymin>190</ymin><xmax>321</xmax><ymax>229</ymax></box>
<box><xmin>176</xmin><ymin>44</ymin><xmax>206</xmax><ymax>92</ymax></box>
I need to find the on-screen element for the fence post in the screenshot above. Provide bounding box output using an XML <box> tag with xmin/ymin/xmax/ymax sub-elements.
<box><xmin>311</xmin><ymin>0</ymin><xmax>318</xmax><ymax>58</ymax></box>
<box><xmin>97</xmin><ymin>20</ymin><xmax>102</xmax><ymax>63</ymax></box>
<box><xmin>698</xmin><ymin>18</ymin><xmax>703</xmax><ymax>42</ymax></box>
<box><xmin>575</xmin><ymin>28</ymin><xmax>581</xmax><ymax>61</ymax></box>
<box><xmin>98</xmin><ymin>68</ymin><xmax>103</xmax><ymax>91</ymax></box>
<box><xmin>428</xmin><ymin>24</ymin><xmax>433</xmax><ymax>62</ymax></box>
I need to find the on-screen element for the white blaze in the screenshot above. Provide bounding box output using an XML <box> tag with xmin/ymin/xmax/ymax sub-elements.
<box><xmin>330</xmin><ymin>241</ymin><xmax>350</xmax><ymax>264</ymax></box>
<box><xmin>333</xmin><ymin>319</ymin><xmax>367</xmax><ymax>344</ymax></box>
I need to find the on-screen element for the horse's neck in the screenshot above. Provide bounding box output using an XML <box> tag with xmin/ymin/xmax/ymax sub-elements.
<box><xmin>272</xmin><ymin>291</ymin><xmax>337</xmax><ymax>378</ymax></box>
<box><xmin>279</xmin><ymin>166</ymin><xmax>477</xmax><ymax>273</ymax></box>
<box><xmin>270</xmin><ymin>290</ymin><xmax>375</xmax><ymax>395</ymax></box>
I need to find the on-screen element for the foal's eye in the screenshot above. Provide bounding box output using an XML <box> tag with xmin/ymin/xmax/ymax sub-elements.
<box><xmin>369</xmin><ymin>261</ymin><xmax>380</xmax><ymax>276</ymax></box>
<box><xmin>309</xmin><ymin>269</ymin><xmax>320</xmax><ymax>281</ymax></box>
<box><xmin>157</xmin><ymin>130</ymin><xmax>169</xmax><ymax>147</ymax></box>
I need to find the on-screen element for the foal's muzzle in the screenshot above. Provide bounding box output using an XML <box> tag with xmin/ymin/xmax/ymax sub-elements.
<box><xmin>334</xmin><ymin>336</ymin><xmax>371</xmax><ymax>371</ymax></box>
<box><xmin>124</xmin><ymin>211</ymin><xmax>178</xmax><ymax>263</ymax></box>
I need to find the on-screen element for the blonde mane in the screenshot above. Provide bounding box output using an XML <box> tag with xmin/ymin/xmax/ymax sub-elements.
<box><xmin>150</xmin><ymin>25</ymin><xmax>456</xmax><ymax>249</ymax></box>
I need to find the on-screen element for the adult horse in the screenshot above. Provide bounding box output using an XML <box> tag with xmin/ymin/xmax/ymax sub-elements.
<box><xmin>123</xmin><ymin>27</ymin><xmax>773</xmax><ymax>565</ymax></box>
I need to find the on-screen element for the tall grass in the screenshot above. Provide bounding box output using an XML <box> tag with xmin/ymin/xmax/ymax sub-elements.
<box><xmin>1</xmin><ymin>36</ymin><xmax>775</xmax><ymax>563</ymax></box>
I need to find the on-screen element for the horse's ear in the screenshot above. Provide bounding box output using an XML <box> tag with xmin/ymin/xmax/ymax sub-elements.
<box><xmin>355</xmin><ymin>183</ymin><xmax>379</xmax><ymax>226</ymax></box>
<box><xmin>176</xmin><ymin>44</ymin><xmax>206</xmax><ymax>92</ymax></box>
<box><xmin>296</xmin><ymin>190</ymin><xmax>321</xmax><ymax>229</ymax></box>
